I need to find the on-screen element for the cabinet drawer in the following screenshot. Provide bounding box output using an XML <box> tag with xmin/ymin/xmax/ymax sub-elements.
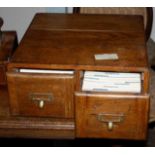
<box><xmin>75</xmin><ymin>93</ymin><xmax>149</xmax><ymax>140</ymax></box>
<box><xmin>7</xmin><ymin>72</ymin><xmax>75</xmax><ymax>118</ymax></box>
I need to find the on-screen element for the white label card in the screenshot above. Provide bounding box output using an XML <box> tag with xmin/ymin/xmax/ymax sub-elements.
<box><xmin>94</xmin><ymin>53</ymin><xmax>119</xmax><ymax>60</ymax></box>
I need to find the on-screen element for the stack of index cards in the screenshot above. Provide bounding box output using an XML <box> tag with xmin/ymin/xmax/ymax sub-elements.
<box><xmin>82</xmin><ymin>71</ymin><xmax>141</xmax><ymax>93</ymax></box>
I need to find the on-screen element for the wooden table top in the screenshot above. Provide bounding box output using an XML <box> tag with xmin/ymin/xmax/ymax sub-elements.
<box><xmin>9</xmin><ymin>13</ymin><xmax>148</xmax><ymax>72</ymax></box>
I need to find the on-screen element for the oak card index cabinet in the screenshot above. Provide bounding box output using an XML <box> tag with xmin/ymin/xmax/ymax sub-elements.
<box><xmin>5</xmin><ymin>13</ymin><xmax>150</xmax><ymax>140</ymax></box>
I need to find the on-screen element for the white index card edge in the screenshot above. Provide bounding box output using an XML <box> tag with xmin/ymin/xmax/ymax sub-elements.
<box><xmin>19</xmin><ymin>69</ymin><xmax>74</xmax><ymax>74</ymax></box>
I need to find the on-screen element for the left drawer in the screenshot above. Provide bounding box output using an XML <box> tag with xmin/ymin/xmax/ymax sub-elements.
<box><xmin>7</xmin><ymin>71</ymin><xmax>75</xmax><ymax>118</ymax></box>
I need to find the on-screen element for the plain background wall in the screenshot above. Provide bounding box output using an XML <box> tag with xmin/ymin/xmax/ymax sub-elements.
<box><xmin>151</xmin><ymin>7</ymin><xmax>155</xmax><ymax>41</ymax></box>
<box><xmin>0</xmin><ymin>7</ymin><xmax>155</xmax><ymax>42</ymax></box>
<box><xmin>0</xmin><ymin>7</ymin><xmax>66</xmax><ymax>42</ymax></box>
<box><xmin>0</xmin><ymin>8</ymin><xmax>46</xmax><ymax>41</ymax></box>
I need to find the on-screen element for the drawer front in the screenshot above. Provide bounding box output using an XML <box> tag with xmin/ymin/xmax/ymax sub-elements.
<box><xmin>7</xmin><ymin>72</ymin><xmax>75</xmax><ymax>118</ymax></box>
<box><xmin>75</xmin><ymin>93</ymin><xmax>149</xmax><ymax>140</ymax></box>
<box><xmin>0</xmin><ymin>65</ymin><xmax>6</xmax><ymax>85</ymax></box>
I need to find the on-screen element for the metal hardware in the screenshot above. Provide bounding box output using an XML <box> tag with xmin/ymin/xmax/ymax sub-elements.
<box><xmin>30</xmin><ymin>93</ymin><xmax>53</xmax><ymax>109</ymax></box>
<box><xmin>108</xmin><ymin>121</ymin><xmax>113</xmax><ymax>131</ymax></box>
<box><xmin>96</xmin><ymin>113</ymin><xmax>124</xmax><ymax>131</ymax></box>
<box><xmin>39</xmin><ymin>100</ymin><xmax>44</xmax><ymax>108</ymax></box>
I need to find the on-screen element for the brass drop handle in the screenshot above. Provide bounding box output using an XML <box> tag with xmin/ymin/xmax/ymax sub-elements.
<box><xmin>108</xmin><ymin>121</ymin><xmax>113</xmax><ymax>131</ymax></box>
<box><xmin>96</xmin><ymin>113</ymin><xmax>124</xmax><ymax>131</ymax></box>
<box><xmin>30</xmin><ymin>93</ymin><xmax>53</xmax><ymax>109</ymax></box>
<box><xmin>39</xmin><ymin>100</ymin><xmax>44</xmax><ymax>108</ymax></box>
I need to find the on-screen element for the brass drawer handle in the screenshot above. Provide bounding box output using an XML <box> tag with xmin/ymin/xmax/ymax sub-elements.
<box><xmin>108</xmin><ymin>121</ymin><xmax>113</xmax><ymax>131</ymax></box>
<box><xmin>96</xmin><ymin>113</ymin><xmax>124</xmax><ymax>131</ymax></box>
<box><xmin>30</xmin><ymin>93</ymin><xmax>53</xmax><ymax>109</ymax></box>
<box><xmin>39</xmin><ymin>100</ymin><xmax>45</xmax><ymax>108</ymax></box>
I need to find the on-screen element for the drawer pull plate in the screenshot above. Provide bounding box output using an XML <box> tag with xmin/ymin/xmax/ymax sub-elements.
<box><xmin>96</xmin><ymin>113</ymin><xmax>124</xmax><ymax>131</ymax></box>
<box><xmin>30</xmin><ymin>93</ymin><xmax>53</xmax><ymax>108</ymax></box>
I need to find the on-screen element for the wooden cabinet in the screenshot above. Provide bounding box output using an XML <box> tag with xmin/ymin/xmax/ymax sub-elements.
<box><xmin>0</xmin><ymin>14</ymin><xmax>150</xmax><ymax>140</ymax></box>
